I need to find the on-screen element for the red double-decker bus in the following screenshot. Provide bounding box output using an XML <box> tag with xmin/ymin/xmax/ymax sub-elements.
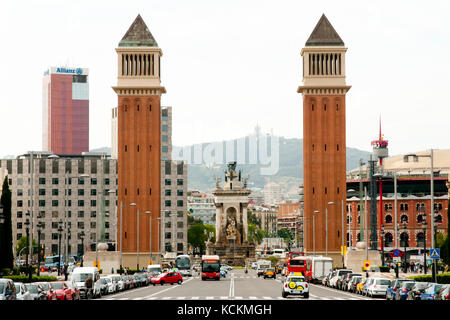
<box><xmin>201</xmin><ymin>255</ymin><xmax>221</xmax><ymax>281</ymax></box>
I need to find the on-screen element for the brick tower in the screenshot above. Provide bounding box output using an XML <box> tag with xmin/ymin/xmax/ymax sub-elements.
<box><xmin>113</xmin><ymin>15</ymin><xmax>165</xmax><ymax>268</ymax></box>
<box><xmin>298</xmin><ymin>15</ymin><xmax>351</xmax><ymax>258</ymax></box>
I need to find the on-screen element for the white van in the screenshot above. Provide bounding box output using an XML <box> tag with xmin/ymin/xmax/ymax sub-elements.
<box><xmin>256</xmin><ymin>260</ymin><xmax>271</xmax><ymax>277</ymax></box>
<box><xmin>71</xmin><ymin>267</ymin><xmax>101</xmax><ymax>298</ymax></box>
<box><xmin>147</xmin><ymin>264</ymin><xmax>162</xmax><ymax>275</ymax></box>
<box><xmin>272</xmin><ymin>249</ymin><xmax>286</xmax><ymax>258</ymax></box>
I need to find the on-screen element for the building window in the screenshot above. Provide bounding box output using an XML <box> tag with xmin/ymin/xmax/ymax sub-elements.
<box><xmin>39</xmin><ymin>200</ymin><xmax>45</xmax><ymax>207</ymax></box>
<box><xmin>162</xmin><ymin>125</ymin><xmax>168</xmax><ymax>132</ymax></box>
<box><xmin>177</xmin><ymin>190</ymin><xmax>183</xmax><ymax>196</ymax></box>
<box><xmin>17</xmin><ymin>200</ymin><xmax>23</xmax><ymax>207</ymax></box>
<box><xmin>165</xmin><ymin>200</ymin><xmax>172</xmax><ymax>207</ymax></box>
<box><xmin>91</xmin><ymin>189</ymin><xmax>97</xmax><ymax>196</ymax></box>
<box><xmin>91</xmin><ymin>200</ymin><xmax>96</xmax><ymax>207</ymax></box>
<box><xmin>91</xmin><ymin>178</ymin><xmax>97</xmax><ymax>185</ymax></box>
<box><xmin>177</xmin><ymin>200</ymin><xmax>184</xmax><ymax>207</ymax></box>
<box><xmin>400</xmin><ymin>215</ymin><xmax>408</xmax><ymax>224</ymax></box>
<box><xmin>162</xmin><ymin>146</ymin><xmax>169</xmax><ymax>153</ymax></box>
<box><xmin>165</xmin><ymin>179</ymin><xmax>171</xmax><ymax>186</ymax></box>
<box><xmin>177</xmin><ymin>179</ymin><xmax>183</xmax><ymax>186</ymax></box>
<box><xmin>78</xmin><ymin>189</ymin><xmax>85</xmax><ymax>196</ymax></box>
<box><xmin>385</xmin><ymin>215</ymin><xmax>392</xmax><ymax>224</ymax></box>
<box><xmin>162</xmin><ymin>135</ymin><xmax>168</xmax><ymax>142</ymax></box>
<box><xmin>39</xmin><ymin>178</ymin><xmax>46</xmax><ymax>185</ymax></box>
<box><xmin>52</xmin><ymin>189</ymin><xmax>58</xmax><ymax>196</ymax></box>
<box><xmin>78</xmin><ymin>211</ymin><xmax>84</xmax><ymax>218</ymax></box>
<box><xmin>78</xmin><ymin>200</ymin><xmax>84</xmax><ymax>207</ymax></box>
<box><xmin>165</xmin><ymin>190</ymin><xmax>171</xmax><ymax>196</ymax></box>
<box><xmin>52</xmin><ymin>200</ymin><xmax>58</xmax><ymax>207</ymax></box>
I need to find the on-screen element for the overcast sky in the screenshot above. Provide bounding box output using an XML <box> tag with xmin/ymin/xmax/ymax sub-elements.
<box><xmin>1</xmin><ymin>0</ymin><xmax>449</xmax><ymax>158</ymax></box>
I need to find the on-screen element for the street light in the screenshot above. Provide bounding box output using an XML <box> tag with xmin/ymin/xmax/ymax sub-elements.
<box><xmin>36</xmin><ymin>221</ymin><xmax>43</xmax><ymax>276</ymax></box>
<box><xmin>313</xmin><ymin>210</ymin><xmax>319</xmax><ymax>255</ymax></box>
<box><xmin>402</xmin><ymin>222</ymin><xmax>407</xmax><ymax>273</ymax></box>
<box><xmin>0</xmin><ymin>205</ymin><xmax>4</xmax><ymax>268</ymax></box>
<box><xmin>24</xmin><ymin>215</ymin><xmax>31</xmax><ymax>280</ymax></box>
<box><xmin>80</xmin><ymin>231</ymin><xmax>85</xmax><ymax>267</ymax></box>
<box><xmin>422</xmin><ymin>219</ymin><xmax>427</xmax><ymax>274</ymax></box>
<box><xmin>57</xmin><ymin>220</ymin><xmax>63</xmax><ymax>275</ymax></box>
<box><xmin>325</xmin><ymin>202</ymin><xmax>335</xmax><ymax>256</ymax></box>
<box><xmin>144</xmin><ymin>211</ymin><xmax>151</xmax><ymax>267</ymax></box>
<box><xmin>129</xmin><ymin>203</ymin><xmax>140</xmax><ymax>270</ymax></box>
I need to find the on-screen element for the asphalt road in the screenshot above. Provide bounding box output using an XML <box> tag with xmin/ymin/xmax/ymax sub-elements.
<box><xmin>100</xmin><ymin>269</ymin><xmax>382</xmax><ymax>301</ymax></box>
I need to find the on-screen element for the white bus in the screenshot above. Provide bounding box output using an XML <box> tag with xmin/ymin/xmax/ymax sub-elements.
<box><xmin>175</xmin><ymin>255</ymin><xmax>192</xmax><ymax>277</ymax></box>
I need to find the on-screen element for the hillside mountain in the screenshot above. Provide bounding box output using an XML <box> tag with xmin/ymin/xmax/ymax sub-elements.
<box><xmin>88</xmin><ymin>136</ymin><xmax>371</xmax><ymax>197</ymax></box>
<box><xmin>176</xmin><ymin>135</ymin><xmax>371</xmax><ymax>196</ymax></box>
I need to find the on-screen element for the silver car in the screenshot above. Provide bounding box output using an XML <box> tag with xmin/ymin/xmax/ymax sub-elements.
<box><xmin>14</xmin><ymin>282</ymin><xmax>32</xmax><ymax>300</ymax></box>
<box><xmin>0</xmin><ymin>279</ymin><xmax>16</xmax><ymax>300</ymax></box>
<box><xmin>367</xmin><ymin>278</ymin><xmax>391</xmax><ymax>298</ymax></box>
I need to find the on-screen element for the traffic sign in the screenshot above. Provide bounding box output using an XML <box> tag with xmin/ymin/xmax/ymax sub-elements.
<box><xmin>363</xmin><ymin>260</ymin><xmax>371</xmax><ymax>271</ymax></box>
<box><xmin>430</xmin><ymin>248</ymin><xmax>440</xmax><ymax>259</ymax></box>
<box><xmin>389</xmin><ymin>249</ymin><xmax>404</xmax><ymax>258</ymax></box>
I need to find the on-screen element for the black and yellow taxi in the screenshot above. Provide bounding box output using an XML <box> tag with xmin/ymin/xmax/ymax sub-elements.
<box><xmin>282</xmin><ymin>272</ymin><xmax>309</xmax><ymax>298</ymax></box>
<box><xmin>263</xmin><ymin>267</ymin><xmax>276</xmax><ymax>279</ymax></box>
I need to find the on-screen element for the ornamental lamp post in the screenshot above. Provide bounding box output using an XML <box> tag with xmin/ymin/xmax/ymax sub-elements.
<box><xmin>37</xmin><ymin>221</ymin><xmax>43</xmax><ymax>276</ymax></box>
<box><xmin>57</xmin><ymin>220</ymin><xmax>63</xmax><ymax>275</ymax></box>
<box><xmin>422</xmin><ymin>219</ymin><xmax>427</xmax><ymax>274</ymax></box>
<box><xmin>402</xmin><ymin>222</ymin><xmax>407</xmax><ymax>273</ymax></box>
<box><xmin>80</xmin><ymin>231</ymin><xmax>85</xmax><ymax>267</ymax></box>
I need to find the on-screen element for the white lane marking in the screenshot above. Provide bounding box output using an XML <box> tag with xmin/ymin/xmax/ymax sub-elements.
<box><xmin>234</xmin><ymin>296</ymin><xmax>243</xmax><ymax>299</ymax></box>
<box><xmin>248</xmin><ymin>296</ymin><xmax>257</xmax><ymax>299</ymax></box>
<box><xmin>206</xmin><ymin>296</ymin><xmax>214</xmax><ymax>300</ymax></box>
<box><xmin>176</xmin><ymin>297</ymin><xmax>186</xmax><ymax>300</ymax></box>
<box><xmin>191</xmin><ymin>297</ymin><xmax>199</xmax><ymax>299</ymax></box>
<box><xmin>220</xmin><ymin>296</ymin><xmax>229</xmax><ymax>299</ymax></box>
<box><xmin>309</xmin><ymin>283</ymin><xmax>369</xmax><ymax>300</ymax></box>
<box><xmin>142</xmin><ymin>277</ymin><xmax>194</xmax><ymax>299</ymax></box>
<box><xmin>262</xmin><ymin>296</ymin><xmax>272</xmax><ymax>299</ymax></box>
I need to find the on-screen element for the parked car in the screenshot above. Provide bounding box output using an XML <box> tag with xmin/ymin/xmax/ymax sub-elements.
<box><xmin>65</xmin><ymin>280</ymin><xmax>81</xmax><ymax>300</ymax></box>
<box><xmin>251</xmin><ymin>262</ymin><xmax>258</xmax><ymax>270</ymax></box>
<box><xmin>0</xmin><ymin>279</ymin><xmax>16</xmax><ymax>300</ymax></box>
<box><xmin>35</xmin><ymin>281</ymin><xmax>56</xmax><ymax>300</ymax></box>
<box><xmin>98</xmin><ymin>277</ymin><xmax>109</xmax><ymax>295</ymax></box>
<box><xmin>107</xmin><ymin>276</ymin><xmax>119</xmax><ymax>293</ymax></box>
<box><xmin>51</xmin><ymin>281</ymin><xmax>73</xmax><ymax>300</ymax></box>
<box><xmin>366</xmin><ymin>277</ymin><xmax>391</xmax><ymax>298</ymax></box>
<box><xmin>356</xmin><ymin>278</ymin><xmax>367</xmax><ymax>295</ymax></box>
<box><xmin>150</xmin><ymin>272</ymin><xmax>183</xmax><ymax>285</ymax></box>
<box><xmin>436</xmin><ymin>284</ymin><xmax>450</xmax><ymax>300</ymax></box>
<box><xmin>322</xmin><ymin>272</ymin><xmax>333</xmax><ymax>287</ymax></box>
<box><xmin>122</xmin><ymin>275</ymin><xmax>131</xmax><ymax>290</ymax></box>
<box><xmin>349</xmin><ymin>276</ymin><xmax>362</xmax><ymax>293</ymax></box>
<box><xmin>362</xmin><ymin>278</ymin><xmax>374</xmax><ymax>296</ymax></box>
<box><xmin>342</xmin><ymin>273</ymin><xmax>362</xmax><ymax>291</ymax></box>
<box><xmin>407</xmin><ymin>282</ymin><xmax>429</xmax><ymax>300</ymax></box>
<box><xmin>394</xmin><ymin>281</ymin><xmax>416</xmax><ymax>300</ymax></box>
<box><xmin>111</xmin><ymin>275</ymin><xmax>125</xmax><ymax>291</ymax></box>
<box><xmin>386</xmin><ymin>279</ymin><xmax>409</xmax><ymax>300</ymax></box>
<box><xmin>24</xmin><ymin>283</ymin><xmax>47</xmax><ymax>300</ymax></box>
<box><xmin>329</xmin><ymin>269</ymin><xmax>352</xmax><ymax>288</ymax></box>
<box><xmin>263</xmin><ymin>268</ymin><xmax>276</xmax><ymax>279</ymax></box>
<box><xmin>420</xmin><ymin>283</ymin><xmax>444</xmax><ymax>300</ymax></box>
<box><xmin>14</xmin><ymin>282</ymin><xmax>32</xmax><ymax>300</ymax></box>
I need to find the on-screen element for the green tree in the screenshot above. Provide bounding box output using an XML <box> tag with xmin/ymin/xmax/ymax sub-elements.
<box><xmin>15</xmin><ymin>236</ymin><xmax>38</xmax><ymax>257</ymax></box>
<box><xmin>188</xmin><ymin>224</ymin><xmax>208</xmax><ymax>254</ymax></box>
<box><xmin>0</xmin><ymin>176</ymin><xmax>14</xmax><ymax>269</ymax></box>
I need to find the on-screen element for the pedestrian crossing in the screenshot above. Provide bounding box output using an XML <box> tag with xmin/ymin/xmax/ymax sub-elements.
<box><xmin>104</xmin><ymin>295</ymin><xmax>371</xmax><ymax>301</ymax></box>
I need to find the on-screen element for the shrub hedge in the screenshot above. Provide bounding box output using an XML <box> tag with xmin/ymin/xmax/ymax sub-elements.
<box><xmin>1</xmin><ymin>275</ymin><xmax>58</xmax><ymax>283</ymax></box>
<box><xmin>408</xmin><ymin>273</ymin><xmax>450</xmax><ymax>284</ymax></box>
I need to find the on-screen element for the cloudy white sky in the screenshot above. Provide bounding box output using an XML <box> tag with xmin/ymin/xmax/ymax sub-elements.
<box><xmin>1</xmin><ymin>0</ymin><xmax>449</xmax><ymax>158</ymax></box>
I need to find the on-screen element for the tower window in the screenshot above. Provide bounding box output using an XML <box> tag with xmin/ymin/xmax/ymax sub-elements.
<box><xmin>149</xmin><ymin>145</ymin><xmax>152</xmax><ymax>151</ymax></box>
<box><xmin>324</xmin><ymin>104</ymin><xmax>327</xmax><ymax>111</ymax></box>
<box><xmin>337</xmin><ymin>144</ymin><xmax>339</xmax><ymax>151</ymax></box>
<box><xmin>137</xmin><ymin>105</ymin><xmax>139</xmax><ymax>111</ymax></box>
<box><xmin>325</xmin><ymin>187</ymin><xmax>327</xmax><ymax>194</ymax></box>
<box><xmin>149</xmin><ymin>105</ymin><xmax>152</xmax><ymax>111</ymax></box>
<box><xmin>312</xmin><ymin>144</ymin><xmax>314</xmax><ymax>151</ymax></box>
<box><xmin>325</xmin><ymin>144</ymin><xmax>327</xmax><ymax>151</ymax></box>
<box><xmin>312</xmin><ymin>104</ymin><xmax>314</xmax><ymax>111</ymax></box>
<box><xmin>312</xmin><ymin>187</ymin><xmax>315</xmax><ymax>194</ymax></box>
<box><xmin>336</xmin><ymin>104</ymin><xmax>339</xmax><ymax>111</ymax></box>
<box><xmin>125</xmin><ymin>145</ymin><xmax>127</xmax><ymax>152</ymax></box>
<box><xmin>137</xmin><ymin>188</ymin><xmax>140</xmax><ymax>195</ymax></box>
<box><xmin>137</xmin><ymin>145</ymin><xmax>140</xmax><ymax>152</ymax></box>
<box><xmin>149</xmin><ymin>188</ymin><xmax>152</xmax><ymax>195</ymax></box>
<box><xmin>337</xmin><ymin>187</ymin><xmax>340</xmax><ymax>194</ymax></box>
<box><xmin>124</xmin><ymin>188</ymin><xmax>127</xmax><ymax>195</ymax></box>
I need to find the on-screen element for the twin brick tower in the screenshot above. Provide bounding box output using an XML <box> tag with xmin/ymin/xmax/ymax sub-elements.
<box><xmin>113</xmin><ymin>14</ymin><xmax>349</xmax><ymax>266</ymax></box>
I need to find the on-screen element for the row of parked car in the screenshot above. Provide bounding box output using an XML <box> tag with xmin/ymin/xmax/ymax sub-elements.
<box><xmin>320</xmin><ymin>269</ymin><xmax>450</xmax><ymax>300</ymax></box>
<box><xmin>0</xmin><ymin>271</ymin><xmax>167</xmax><ymax>300</ymax></box>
